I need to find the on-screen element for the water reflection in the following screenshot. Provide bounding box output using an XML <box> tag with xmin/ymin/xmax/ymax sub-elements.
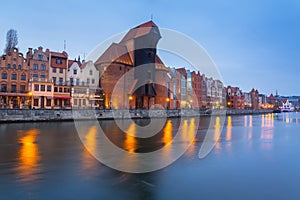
<box><xmin>162</xmin><ymin>120</ymin><xmax>173</xmax><ymax>157</ymax></box>
<box><xmin>82</xmin><ymin>126</ymin><xmax>100</xmax><ymax>177</ymax></box>
<box><xmin>214</xmin><ymin>116</ymin><xmax>222</xmax><ymax>151</ymax></box>
<box><xmin>260</xmin><ymin>114</ymin><xmax>274</xmax><ymax>150</ymax></box>
<box><xmin>16</xmin><ymin>129</ymin><xmax>41</xmax><ymax>183</ymax></box>
<box><xmin>124</xmin><ymin>123</ymin><xmax>138</xmax><ymax>153</ymax></box>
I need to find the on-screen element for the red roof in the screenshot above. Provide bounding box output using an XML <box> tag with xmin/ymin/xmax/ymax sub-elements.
<box><xmin>120</xmin><ymin>20</ymin><xmax>159</xmax><ymax>43</ymax></box>
<box><xmin>68</xmin><ymin>60</ymin><xmax>81</xmax><ymax>68</ymax></box>
<box><xmin>50</xmin><ymin>51</ymin><xmax>68</xmax><ymax>58</ymax></box>
<box><xmin>176</xmin><ymin>68</ymin><xmax>187</xmax><ymax>78</ymax></box>
<box><xmin>94</xmin><ymin>43</ymin><xmax>133</xmax><ymax>66</ymax></box>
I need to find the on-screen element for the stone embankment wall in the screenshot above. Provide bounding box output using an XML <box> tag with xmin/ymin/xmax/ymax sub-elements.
<box><xmin>0</xmin><ymin>109</ymin><xmax>273</xmax><ymax>123</ymax></box>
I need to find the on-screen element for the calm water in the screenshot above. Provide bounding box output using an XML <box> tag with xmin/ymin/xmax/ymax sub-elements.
<box><xmin>0</xmin><ymin>112</ymin><xmax>300</xmax><ymax>200</ymax></box>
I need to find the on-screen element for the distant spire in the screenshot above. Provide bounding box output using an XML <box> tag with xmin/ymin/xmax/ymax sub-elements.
<box><xmin>276</xmin><ymin>90</ymin><xmax>278</xmax><ymax>96</ymax></box>
<box><xmin>64</xmin><ymin>40</ymin><xmax>66</xmax><ymax>51</ymax></box>
<box><xmin>151</xmin><ymin>14</ymin><xmax>153</xmax><ymax>20</ymax></box>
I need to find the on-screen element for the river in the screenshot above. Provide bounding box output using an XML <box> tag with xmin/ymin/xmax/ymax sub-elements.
<box><xmin>0</xmin><ymin>112</ymin><xmax>300</xmax><ymax>200</ymax></box>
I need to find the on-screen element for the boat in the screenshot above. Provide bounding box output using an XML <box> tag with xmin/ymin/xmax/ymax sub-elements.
<box><xmin>280</xmin><ymin>100</ymin><xmax>295</xmax><ymax>112</ymax></box>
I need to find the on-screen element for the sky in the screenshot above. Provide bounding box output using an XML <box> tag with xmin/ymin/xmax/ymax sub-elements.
<box><xmin>0</xmin><ymin>0</ymin><xmax>299</xmax><ymax>96</ymax></box>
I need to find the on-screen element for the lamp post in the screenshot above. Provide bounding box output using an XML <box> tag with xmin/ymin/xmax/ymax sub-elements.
<box><xmin>166</xmin><ymin>97</ymin><xmax>170</xmax><ymax>110</ymax></box>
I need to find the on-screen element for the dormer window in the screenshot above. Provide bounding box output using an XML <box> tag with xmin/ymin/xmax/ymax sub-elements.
<box><xmin>56</xmin><ymin>58</ymin><xmax>62</xmax><ymax>64</ymax></box>
<box><xmin>38</xmin><ymin>54</ymin><xmax>43</xmax><ymax>61</ymax></box>
<box><xmin>73</xmin><ymin>69</ymin><xmax>77</xmax><ymax>75</ymax></box>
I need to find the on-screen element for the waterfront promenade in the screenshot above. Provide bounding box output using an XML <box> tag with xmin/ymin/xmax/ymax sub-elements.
<box><xmin>0</xmin><ymin>108</ymin><xmax>273</xmax><ymax>123</ymax></box>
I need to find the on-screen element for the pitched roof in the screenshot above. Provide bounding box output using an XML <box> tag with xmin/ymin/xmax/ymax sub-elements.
<box><xmin>94</xmin><ymin>43</ymin><xmax>133</xmax><ymax>66</ymax></box>
<box><xmin>50</xmin><ymin>51</ymin><xmax>68</xmax><ymax>58</ymax></box>
<box><xmin>120</xmin><ymin>20</ymin><xmax>159</xmax><ymax>43</ymax></box>
<box><xmin>68</xmin><ymin>60</ymin><xmax>81</xmax><ymax>68</ymax></box>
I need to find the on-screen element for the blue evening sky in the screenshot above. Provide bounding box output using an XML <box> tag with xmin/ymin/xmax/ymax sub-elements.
<box><xmin>0</xmin><ymin>0</ymin><xmax>299</xmax><ymax>96</ymax></box>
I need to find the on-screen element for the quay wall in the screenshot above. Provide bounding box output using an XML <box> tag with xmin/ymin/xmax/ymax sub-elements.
<box><xmin>0</xmin><ymin>109</ymin><xmax>273</xmax><ymax>123</ymax></box>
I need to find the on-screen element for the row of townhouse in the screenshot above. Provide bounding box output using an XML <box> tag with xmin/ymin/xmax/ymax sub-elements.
<box><xmin>226</xmin><ymin>86</ymin><xmax>260</xmax><ymax>110</ymax></box>
<box><xmin>0</xmin><ymin>47</ymin><xmax>101</xmax><ymax>109</ymax></box>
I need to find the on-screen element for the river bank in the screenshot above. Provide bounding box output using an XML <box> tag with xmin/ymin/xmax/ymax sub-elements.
<box><xmin>0</xmin><ymin>109</ymin><xmax>274</xmax><ymax>123</ymax></box>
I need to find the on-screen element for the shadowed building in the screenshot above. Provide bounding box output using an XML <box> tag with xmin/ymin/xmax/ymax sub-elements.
<box><xmin>95</xmin><ymin>20</ymin><xmax>169</xmax><ymax>109</ymax></box>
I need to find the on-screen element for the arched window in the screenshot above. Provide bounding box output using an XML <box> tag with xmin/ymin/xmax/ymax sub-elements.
<box><xmin>20</xmin><ymin>74</ymin><xmax>26</xmax><ymax>81</ymax></box>
<box><xmin>18</xmin><ymin>65</ymin><xmax>22</xmax><ymax>70</ymax></box>
<box><xmin>1</xmin><ymin>72</ymin><xmax>7</xmax><ymax>79</ymax></box>
<box><xmin>12</xmin><ymin>73</ymin><xmax>17</xmax><ymax>80</ymax></box>
<box><xmin>13</xmin><ymin>64</ymin><xmax>16</xmax><ymax>69</ymax></box>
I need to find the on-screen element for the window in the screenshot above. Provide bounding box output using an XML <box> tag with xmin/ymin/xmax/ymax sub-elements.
<box><xmin>34</xmin><ymin>99</ymin><xmax>38</xmax><ymax>106</ymax></box>
<box><xmin>33</xmin><ymin>74</ymin><xmax>38</xmax><ymax>80</ymax></box>
<box><xmin>59</xmin><ymin>77</ymin><xmax>63</xmax><ymax>85</ymax></box>
<box><xmin>89</xmin><ymin>70</ymin><xmax>93</xmax><ymax>75</ymax></box>
<box><xmin>52</xmin><ymin>68</ymin><xmax>57</xmax><ymax>73</ymax></box>
<box><xmin>21</xmin><ymin>74</ymin><xmax>26</xmax><ymax>81</ymax></box>
<box><xmin>41</xmin><ymin>85</ymin><xmax>45</xmax><ymax>91</ymax></box>
<box><xmin>38</xmin><ymin>55</ymin><xmax>43</xmax><ymax>61</ymax></box>
<box><xmin>87</xmin><ymin>78</ymin><xmax>90</xmax><ymax>85</ymax></box>
<box><xmin>92</xmin><ymin>79</ymin><xmax>95</xmax><ymax>84</ymax></box>
<box><xmin>33</xmin><ymin>64</ymin><xmax>38</xmax><ymax>70</ymax></box>
<box><xmin>53</xmin><ymin>77</ymin><xmax>56</xmax><ymax>84</ymax></box>
<box><xmin>7</xmin><ymin>64</ymin><xmax>10</xmax><ymax>69</ymax></box>
<box><xmin>59</xmin><ymin>68</ymin><xmax>63</xmax><ymax>73</ymax></box>
<box><xmin>13</xmin><ymin>64</ymin><xmax>16</xmax><ymax>69</ymax></box>
<box><xmin>56</xmin><ymin>58</ymin><xmax>62</xmax><ymax>64</ymax></box>
<box><xmin>47</xmin><ymin>85</ymin><xmax>51</xmax><ymax>92</ymax></box>
<box><xmin>20</xmin><ymin>85</ymin><xmax>25</xmax><ymax>93</ymax></box>
<box><xmin>2</xmin><ymin>72</ymin><xmax>7</xmax><ymax>79</ymax></box>
<box><xmin>70</xmin><ymin>78</ymin><xmax>74</xmax><ymax>85</ymax></box>
<box><xmin>40</xmin><ymin>74</ymin><xmax>46</xmax><ymax>79</ymax></box>
<box><xmin>82</xmin><ymin>99</ymin><xmax>86</xmax><ymax>106</ymax></box>
<box><xmin>54</xmin><ymin>87</ymin><xmax>58</xmax><ymax>92</ymax></box>
<box><xmin>11</xmin><ymin>73</ymin><xmax>17</xmax><ymax>80</ymax></box>
<box><xmin>41</xmin><ymin>65</ymin><xmax>46</xmax><ymax>71</ymax></box>
<box><xmin>73</xmin><ymin>69</ymin><xmax>77</xmax><ymax>75</ymax></box>
<box><xmin>76</xmin><ymin>78</ymin><xmax>80</xmax><ymax>86</ymax></box>
<box><xmin>13</xmin><ymin>58</ymin><xmax>17</xmax><ymax>61</ymax></box>
<box><xmin>18</xmin><ymin>65</ymin><xmax>22</xmax><ymax>70</ymax></box>
<box><xmin>34</xmin><ymin>84</ymin><xmax>39</xmax><ymax>91</ymax></box>
<box><xmin>74</xmin><ymin>99</ymin><xmax>77</xmax><ymax>105</ymax></box>
<box><xmin>59</xmin><ymin>87</ymin><xmax>62</xmax><ymax>92</ymax></box>
<box><xmin>64</xmin><ymin>88</ymin><xmax>69</xmax><ymax>93</ymax></box>
<box><xmin>11</xmin><ymin>84</ymin><xmax>17</xmax><ymax>92</ymax></box>
<box><xmin>46</xmin><ymin>99</ymin><xmax>51</xmax><ymax>106</ymax></box>
<box><xmin>1</xmin><ymin>84</ymin><xmax>7</xmax><ymax>92</ymax></box>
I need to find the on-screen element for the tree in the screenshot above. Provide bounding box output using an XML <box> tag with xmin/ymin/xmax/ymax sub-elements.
<box><xmin>5</xmin><ymin>29</ymin><xmax>18</xmax><ymax>53</ymax></box>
